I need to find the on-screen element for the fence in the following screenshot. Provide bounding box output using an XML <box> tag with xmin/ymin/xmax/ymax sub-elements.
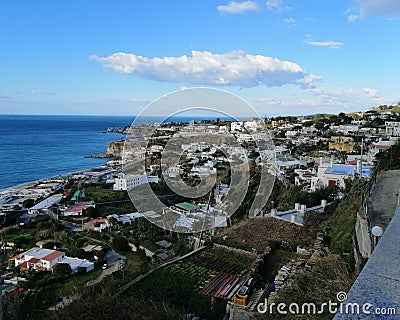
<box><xmin>352</xmin><ymin>161</ymin><xmax>381</xmax><ymax>269</ymax></box>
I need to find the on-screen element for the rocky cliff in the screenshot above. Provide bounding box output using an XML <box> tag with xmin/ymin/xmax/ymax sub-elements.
<box><xmin>107</xmin><ymin>140</ymin><xmax>125</xmax><ymax>158</ymax></box>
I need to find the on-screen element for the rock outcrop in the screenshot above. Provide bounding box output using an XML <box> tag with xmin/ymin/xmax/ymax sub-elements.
<box><xmin>107</xmin><ymin>140</ymin><xmax>125</xmax><ymax>158</ymax></box>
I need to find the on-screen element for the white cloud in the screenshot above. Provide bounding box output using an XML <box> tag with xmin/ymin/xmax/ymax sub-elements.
<box><xmin>362</xmin><ymin>87</ymin><xmax>381</xmax><ymax>98</ymax></box>
<box><xmin>347</xmin><ymin>14</ymin><xmax>359</xmax><ymax>22</ymax></box>
<box><xmin>255</xmin><ymin>86</ymin><xmax>394</xmax><ymax>115</ymax></box>
<box><xmin>91</xmin><ymin>50</ymin><xmax>318</xmax><ymax>89</ymax></box>
<box><xmin>305</xmin><ymin>37</ymin><xmax>344</xmax><ymax>49</ymax></box>
<box><xmin>297</xmin><ymin>74</ymin><xmax>322</xmax><ymax>89</ymax></box>
<box><xmin>283</xmin><ymin>17</ymin><xmax>296</xmax><ymax>26</ymax></box>
<box><xmin>217</xmin><ymin>1</ymin><xmax>259</xmax><ymax>14</ymax></box>
<box><xmin>266</xmin><ymin>0</ymin><xmax>292</xmax><ymax>13</ymax></box>
<box><xmin>28</xmin><ymin>89</ymin><xmax>56</xmax><ymax>95</ymax></box>
<box><xmin>355</xmin><ymin>0</ymin><xmax>400</xmax><ymax>17</ymax></box>
<box><xmin>0</xmin><ymin>94</ymin><xmax>11</xmax><ymax>100</ymax></box>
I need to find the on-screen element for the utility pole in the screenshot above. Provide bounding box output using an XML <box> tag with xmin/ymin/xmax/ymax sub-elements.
<box><xmin>197</xmin><ymin>191</ymin><xmax>213</xmax><ymax>249</ymax></box>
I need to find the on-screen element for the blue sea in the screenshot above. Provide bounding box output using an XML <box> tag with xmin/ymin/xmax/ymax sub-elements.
<box><xmin>0</xmin><ymin>114</ymin><xmax>234</xmax><ymax>190</ymax></box>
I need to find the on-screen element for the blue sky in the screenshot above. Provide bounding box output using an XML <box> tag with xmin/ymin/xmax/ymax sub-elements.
<box><xmin>1</xmin><ymin>0</ymin><xmax>400</xmax><ymax>116</ymax></box>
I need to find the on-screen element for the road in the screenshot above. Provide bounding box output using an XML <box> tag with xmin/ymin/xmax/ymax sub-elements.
<box><xmin>367</xmin><ymin>169</ymin><xmax>400</xmax><ymax>230</ymax></box>
<box><xmin>47</xmin><ymin>213</ymin><xmax>124</xmax><ymax>267</ymax></box>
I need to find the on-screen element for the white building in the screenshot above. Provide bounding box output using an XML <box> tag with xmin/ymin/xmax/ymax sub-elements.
<box><xmin>166</xmin><ymin>165</ymin><xmax>181</xmax><ymax>178</ymax></box>
<box><xmin>61</xmin><ymin>201</ymin><xmax>95</xmax><ymax>217</ymax></box>
<box><xmin>113</xmin><ymin>173</ymin><xmax>159</xmax><ymax>191</ymax></box>
<box><xmin>285</xmin><ymin>130</ymin><xmax>300</xmax><ymax>138</ymax></box>
<box><xmin>230</xmin><ymin>121</ymin><xmax>244</xmax><ymax>132</ymax></box>
<box><xmin>244</xmin><ymin>120</ymin><xmax>263</xmax><ymax>132</ymax></box>
<box><xmin>351</xmin><ymin>119</ymin><xmax>367</xmax><ymax>126</ymax></box>
<box><xmin>330</xmin><ymin>125</ymin><xmax>359</xmax><ymax>135</ymax></box>
<box><xmin>311</xmin><ymin>162</ymin><xmax>371</xmax><ymax>191</ymax></box>
<box><xmin>84</xmin><ymin>218</ymin><xmax>109</xmax><ymax>232</ymax></box>
<box><xmin>10</xmin><ymin>248</ymin><xmax>94</xmax><ymax>273</ymax></box>
<box><xmin>294</xmin><ymin>169</ymin><xmax>315</xmax><ymax>187</ymax></box>
<box><xmin>27</xmin><ymin>194</ymin><xmax>63</xmax><ymax>214</ymax></box>
<box><xmin>368</xmin><ymin>140</ymin><xmax>396</xmax><ymax>157</ymax></box>
<box><xmin>190</xmin><ymin>166</ymin><xmax>216</xmax><ymax>177</ymax></box>
<box><xmin>149</xmin><ymin>145</ymin><xmax>164</xmax><ymax>153</ymax></box>
<box><xmin>235</xmin><ymin>133</ymin><xmax>253</xmax><ymax>143</ymax></box>
<box><xmin>385</xmin><ymin>121</ymin><xmax>400</xmax><ymax>136</ymax></box>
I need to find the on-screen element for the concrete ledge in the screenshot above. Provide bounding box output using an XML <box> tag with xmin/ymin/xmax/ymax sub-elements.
<box><xmin>334</xmin><ymin>207</ymin><xmax>400</xmax><ymax>319</ymax></box>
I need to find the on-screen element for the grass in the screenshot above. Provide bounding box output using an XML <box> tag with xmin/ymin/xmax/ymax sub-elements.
<box><xmin>208</xmin><ymin>246</ymin><xmax>254</xmax><ymax>266</ymax></box>
<box><xmin>123</xmin><ymin>267</ymin><xmax>216</xmax><ymax>318</ymax></box>
<box><xmin>55</xmin><ymin>268</ymin><xmax>103</xmax><ymax>297</ymax></box>
<box><xmin>274</xmin><ymin>250</ymin><xmax>305</xmax><ymax>261</ymax></box>
<box><xmin>329</xmin><ymin>183</ymin><xmax>365</xmax><ymax>254</ymax></box>
<box><xmin>84</xmin><ymin>186</ymin><xmax>130</xmax><ymax>203</ymax></box>
<box><xmin>263</xmin><ymin>254</ymin><xmax>355</xmax><ymax>320</ymax></box>
<box><xmin>165</xmin><ymin>262</ymin><xmax>215</xmax><ymax>288</ymax></box>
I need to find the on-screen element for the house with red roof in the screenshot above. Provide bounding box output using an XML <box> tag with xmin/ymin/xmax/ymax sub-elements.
<box><xmin>61</xmin><ymin>201</ymin><xmax>95</xmax><ymax>216</ymax></box>
<box><xmin>10</xmin><ymin>247</ymin><xmax>94</xmax><ymax>273</ymax></box>
<box><xmin>84</xmin><ymin>218</ymin><xmax>109</xmax><ymax>232</ymax></box>
<box><xmin>368</xmin><ymin>140</ymin><xmax>395</xmax><ymax>157</ymax></box>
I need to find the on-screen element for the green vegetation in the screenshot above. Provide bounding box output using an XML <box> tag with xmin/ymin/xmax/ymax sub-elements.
<box><xmin>328</xmin><ymin>178</ymin><xmax>367</xmax><ymax>255</ymax></box>
<box><xmin>3</xmin><ymin>249</ymin><xmax>148</xmax><ymax>319</ymax></box>
<box><xmin>123</xmin><ymin>246</ymin><xmax>252</xmax><ymax>319</ymax></box>
<box><xmin>84</xmin><ymin>186</ymin><xmax>129</xmax><ymax>202</ymax></box>
<box><xmin>53</xmin><ymin>263</ymin><xmax>72</xmax><ymax>277</ymax></box>
<box><xmin>113</xmin><ymin>236</ymin><xmax>131</xmax><ymax>252</ymax></box>
<box><xmin>265</xmin><ymin>180</ymin><xmax>339</xmax><ymax>212</ymax></box>
<box><xmin>376</xmin><ymin>144</ymin><xmax>400</xmax><ymax>170</ymax></box>
<box><xmin>264</xmin><ymin>255</ymin><xmax>355</xmax><ymax>320</ymax></box>
<box><xmin>45</xmin><ymin>294</ymin><xmax>187</xmax><ymax>320</ymax></box>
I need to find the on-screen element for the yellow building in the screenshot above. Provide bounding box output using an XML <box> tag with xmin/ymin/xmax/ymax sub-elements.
<box><xmin>328</xmin><ymin>136</ymin><xmax>354</xmax><ymax>153</ymax></box>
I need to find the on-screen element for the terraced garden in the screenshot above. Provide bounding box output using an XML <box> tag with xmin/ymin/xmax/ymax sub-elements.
<box><xmin>123</xmin><ymin>248</ymin><xmax>255</xmax><ymax>300</ymax></box>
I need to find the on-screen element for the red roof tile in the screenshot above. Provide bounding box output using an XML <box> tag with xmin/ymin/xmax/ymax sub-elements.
<box><xmin>42</xmin><ymin>250</ymin><xmax>64</xmax><ymax>261</ymax></box>
<box><xmin>86</xmin><ymin>218</ymin><xmax>107</xmax><ymax>225</ymax></box>
<box><xmin>8</xmin><ymin>287</ymin><xmax>25</xmax><ymax>297</ymax></box>
<box><xmin>199</xmin><ymin>273</ymin><xmax>244</xmax><ymax>299</ymax></box>
<box><xmin>9</xmin><ymin>254</ymin><xmax>21</xmax><ymax>261</ymax></box>
<box><xmin>28</xmin><ymin>257</ymin><xmax>40</xmax><ymax>263</ymax></box>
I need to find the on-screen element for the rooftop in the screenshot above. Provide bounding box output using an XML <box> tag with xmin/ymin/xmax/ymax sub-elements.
<box><xmin>199</xmin><ymin>273</ymin><xmax>245</xmax><ymax>299</ymax></box>
<box><xmin>175</xmin><ymin>202</ymin><xmax>199</xmax><ymax>211</ymax></box>
<box><xmin>41</xmin><ymin>250</ymin><xmax>64</xmax><ymax>261</ymax></box>
<box><xmin>22</xmin><ymin>247</ymin><xmax>61</xmax><ymax>260</ymax></box>
<box><xmin>325</xmin><ymin>164</ymin><xmax>371</xmax><ymax>177</ymax></box>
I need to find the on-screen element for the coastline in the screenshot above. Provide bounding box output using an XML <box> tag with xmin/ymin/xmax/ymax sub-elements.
<box><xmin>0</xmin><ymin>163</ymin><xmax>110</xmax><ymax>194</ymax></box>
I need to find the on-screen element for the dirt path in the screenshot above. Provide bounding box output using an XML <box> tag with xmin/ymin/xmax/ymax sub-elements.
<box><xmin>367</xmin><ymin>170</ymin><xmax>400</xmax><ymax>229</ymax></box>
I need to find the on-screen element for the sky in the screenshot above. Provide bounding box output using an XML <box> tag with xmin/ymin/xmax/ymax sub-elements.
<box><xmin>1</xmin><ymin>0</ymin><xmax>400</xmax><ymax>116</ymax></box>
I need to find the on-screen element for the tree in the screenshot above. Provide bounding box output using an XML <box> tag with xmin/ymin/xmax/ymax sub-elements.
<box><xmin>314</xmin><ymin>121</ymin><xmax>326</xmax><ymax>131</ymax></box>
<box><xmin>86</xmin><ymin>206</ymin><xmax>99</xmax><ymax>219</ymax></box>
<box><xmin>338</xmin><ymin>151</ymin><xmax>348</xmax><ymax>164</ymax></box>
<box><xmin>22</xmin><ymin>198</ymin><xmax>35</xmax><ymax>209</ymax></box>
<box><xmin>53</xmin><ymin>263</ymin><xmax>72</xmax><ymax>276</ymax></box>
<box><xmin>113</xmin><ymin>236</ymin><xmax>131</xmax><ymax>252</ymax></box>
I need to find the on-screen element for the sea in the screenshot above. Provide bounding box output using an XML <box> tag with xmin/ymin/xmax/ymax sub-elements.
<box><xmin>0</xmin><ymin>114</ymin><xmax>236</xmax><ymax>191</ymax></box>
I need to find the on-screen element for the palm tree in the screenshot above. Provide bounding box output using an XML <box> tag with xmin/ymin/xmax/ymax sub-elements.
<box><xmin>339</xmin><ymin>151</ymin><xmax>348</xmax><ymax>164</ymax></box>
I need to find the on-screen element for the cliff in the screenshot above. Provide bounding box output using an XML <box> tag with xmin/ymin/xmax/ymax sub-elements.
<box><xmin>107</xmin><ymin>140</ymin><xmax>125</xmax><ymax>158</ymax></box>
